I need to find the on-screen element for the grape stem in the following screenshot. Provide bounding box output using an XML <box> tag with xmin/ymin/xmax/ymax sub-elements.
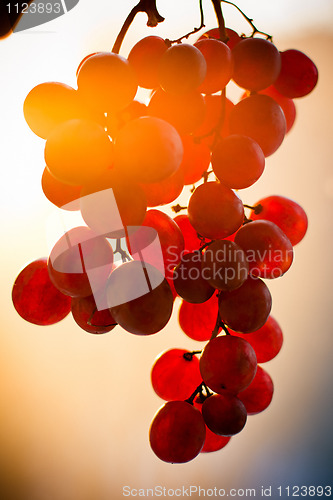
<box><xmin>183</xmin><ymin>350</ymin><xmax>202</xmax><ymax>361</ymax></box>
<box><xmin>185</xmin><ymin>382</ymin><xmax>205</xmax><ymax>405</ymax></box>
<box><xmin>166</xmin><ymin>0</ymin><xmax>205</xmax><ymax>45</ymax></box>
<box><xmin>211</xmin><ymin>0</ymin><xmax>228</xmax><ymax>42</ymax></box>
<box><xmin>171</xmin><ymin>204</ymin><xmax>188</xmax><ymax>213</ymax></box>
<box><xmin>220</xmin><ymin>0</ymin><xmax>273</xmax><ymax>40</ymax></box>
<box><xmin>112</xmin><ymin>0</ymin><xmax>165</xmax><ymax>54</ymax></box>
<box><xmin>115</xmin><ymin>239</ymin><xmax>132</xmax><ymax>263</ymax></box>
<box><xmin>243</xmin><ymin>203</ymin><xmax>263</xmax><ymax>215</ymax></box>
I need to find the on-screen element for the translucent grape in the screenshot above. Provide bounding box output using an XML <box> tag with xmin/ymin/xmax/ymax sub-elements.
<box><xmin>77</xmin><ymin>52</ymin><xmax>137</xmax><ymax>113</ymax></box>
<box><xmin>202</xmin><ymin>392</ymin><xmax>247</xmax><ymax>436</ymax></box>
<box><xmin>234</xmin><ymin>220</ymin><xmax>294</xmax><ymax>278</ymax></box>
<box><xmin>71</xmin><ymin>294</ymin><xmax>117</xmax><ymax>334</ymax></box>
<box><xmin>188</xmin><ymin>181</ymin><xmax>244</xmax><ymax>240</ymax></box>
<box><xmin>194</xmin><ymin>38</ymin><xmax>233</xmax><ymax>94</ymax></box>
<box><xmin>212</xmin><ymin>134</ymin><xmax>265</xmax><ymax>189</ymax></box>
<box><xmin>158</xmin><ymin>43</ymin><xmax>207</xmax><ymax>94</ymax></box>
<box><xmin>173</xmin><ymin>252</ymin><xmax>215</xmax><ymax>303</ymax></box>
<box><xmin>229</xmin><ymin>94</ymin><xmax>286</xmax><ymax>157</ymax></box>
<box><xmin>232</xmin><ymin>38</ymin><xmax>281</xmax><ymax>91</ymax></box>
<box><xmin>12</xmin><ymin>258</ymin><xmax>71</xmax><ymax>326</ymax></box>
<box><xmin>140</xmin><ymin>168</ymin><xmax>184</xmax><ymax>207</ymax></box>
<box><xmin>173</xmin><ymin>214</ymin><xmax>202</xmax><ymax>254</ymax></box>
<box><xmin>274</xmin><ymin>49</ymin><xmax>318</xmax><ymax>98</ymax></box>
<box><xmin>41</xmin><ymin>167</ymin><xmax>81</xmax><ymax>211</ymax></box>
<box><xmin>128</xmin><ymin>36</ymin><xmax>168</xmax><ymax>89</ymax></box>
<box><xmin>44</xmin><ymin>119</ymin><xmax>113</xmax><ymax>186</ymax></box>
<box><xmin>180</xmin><ymin>135</ymin><xmax>211</xmax><ymax>185</ymax></box>
<box><xmin>114</xmin><ymin>116</ymin><xmax>183</xmax><ymax>183</ymax></box>
<box><xmin>178</xmin><ymin>294</ymin><xmax>220</xmax><ymax>342</ymax></box>
<box><xmin>149</xmin><ymin>401</ymin><xmax>206</xmax><ymax>463</ymax></box>
<box><xmin>250</xmin><ymin>195</ymin><xmax>308</xmax><ymax>246</ymax></box>
<box><xmin>230</xmin><ymin>315</ymin><xmax>283</xmax><ymax>363</ymax></box>
<box><xmin>218</xmin><ymin>276</ymin><xmax>272</xmax><ymax>333</ymax></box>
<box><xmin>199</xmin><ymin>335</ymin><xmax>257</xmax><ymax>394</ymax></box>
<box><xmin>238</xmin><ymin>365</ymin><xmax>274</xmax><ymax>414</ymax></box>
<box><xmin>151</xmin><ymin>349</ymin><xmax>202</xmax><ymax>401</ymax></box>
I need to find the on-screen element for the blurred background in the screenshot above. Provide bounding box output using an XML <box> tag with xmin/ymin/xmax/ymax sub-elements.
<box><xmin>0</xmin><ymin>0</ymin><xmax>332</xmax><ymax>498</ymax></box>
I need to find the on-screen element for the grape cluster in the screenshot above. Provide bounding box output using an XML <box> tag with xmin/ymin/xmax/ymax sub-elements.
<box><xmin>12</xmin><ymin>20</ymin><xmax>317</xmax><ymax>464</ymax></box>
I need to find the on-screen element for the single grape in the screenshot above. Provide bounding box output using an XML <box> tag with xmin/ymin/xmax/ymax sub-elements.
<box><xmin>71</xmin><ymin>294</ymin><xmax>117</xmax><ymax>334</ymax></box>
<box><xmin>249</xmin><ymin>195</ymin><xmax>308</xmax><ymax>246</ymax></box>
<box><xmin>173</xmin><ymin>252</ymin><xmax>215</xmax><ymax>303</ymax></box>
<box><xmin>158</xmin><ymin>43</ymin><xmax>207</xmax><ymax>94</ymax></box>
<box><xmin>238</xmin><ymin>365</ymin><xmax>274</xmax><ymax>414</ymax></box>
<box><xmin>194</xmin><ymin>399</ymin><xmax>232</xmax><ymax>453</ymax></box>
<box><xmin>77</xmin><ymin>52</ymin><xmax>137</xmax><ymax>113</ymax></box>
<box><xmin>44</xmin><ymin>119</ymin><xmax>113</xmax><ymax>186</ymax></box>
<box><xmin>201</xmin><ymin>240</ymin><xmax>249</xmax><ymax>291</ymax></box>
<box><xmin>23</xmin><ymin>82</ymin><xmax>104</xmax><ymax>139</ymax></box>
<box><xmin>194</xmin><ymin>95</ymin><xmax>235</xmax><ymax>148</ymax></box>
<box><xmin>12</xmin><ymin>258</ymin><xmax>71</xmax><ymax>326</ymax></box>
<box><xmin>230</xmin><ymin>315</ymin><xmax>283</xmax><ymax>363</ymax></box>
<box><xmin>274</xmin><ymin>49</ymin><xmax>318</xmax><ymax>98</ymax></box>
<box><xmin>212</xmin><ymin>134</ymin><xmax>265</xmax><ymax>189</ymax></box>
<box><xmin>202</xmin><ymin>392</ymin><xmax>247</xmax><ymax>436</ymax></box>
<box><xmin>114</xmin><ymin>116</ymin><xmax>183</xmax><ymax>183</ymax></box>
<box><xmin>48</xmin><ymin>226</ymin><xmax>114</xmax><ymax>298</ymax></box>
<box><xmin>257</xmin><ymin>86</ymin><xmax>296</xmax><ymax>133</ymax></box>
<box><xmin>188</xmin><ymin>181</ymin><xmax>244</xmax><ymax>240</ymax></box>
<box><xmin>232</xmin><ymin>38</ymin><xmax>281</xmax><ymax>91</ymax></box>
<box><xmin>42</xmin><ymin>167</ymin><xmax>81</xmax><ymax>211</ymax></box>
<box><xmin>178</xmin><ymin>293</ymin><xmax>220</xmax><ymax>342</ymax></box>
<box><xmin>218</xmin><ymin>276</ymin><xmax>272</xmax><ymax>333</ymax></box>
<box><xmin>200</xmin><ymin>335</ymin><xmax>257</xmax><ymax>394</ymax></box>
<box><xmin>128</xmin><ymin>36</ymin><xmax>168</xmax><ymax>89</ymax></box>
<box><xmin>194</xmin><ymin>38</ymin><xmax>233</xmax><ymax>94</ymax></box>
<box><xmin>107</xmin><ymin>261</ymin><xmax>173</xmax><ymax>335</ymax></box>
<box><xmin>234</xmin><ymin>220</ymin><xmax>294</xmax><ymax>279</ymax></box>
<box><xmin>106</xmin><ymin>100</ymin><xmax>148</xmax><ymax>139</ymax></box>
<box><xmin>151</xmin><ymin>349</ymin><xmax>202</xmax><ymax>401</ymax></box>
<box><xmin>149</xmin><ymin>401</ymin><xmax>206</xmax><ymax>463</ymax></box>
<box><xmin>229</xmin><ymin>94</ymin><xmax>286</xmax><ymax>157</ymax></box>
<box><xmin>148</xmin><ymin>88</ymin><xmax>206</xmax><ymax>135</ymax></box>
<box><xmin>197</xmin><ymin>27</ymin><xmax>242</xmax><ymax>50</ymax></box>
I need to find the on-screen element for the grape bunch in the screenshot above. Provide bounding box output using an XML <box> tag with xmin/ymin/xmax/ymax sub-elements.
<box><xmin>11</xmin><ymin>3</ymin><xmax>318</xmax><ymax>464</ymax></box>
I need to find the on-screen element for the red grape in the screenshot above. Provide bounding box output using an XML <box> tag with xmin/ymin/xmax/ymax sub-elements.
<box><xmin>77</xmin><ymin>52</ymin><xmax>137</xmax><ymax>113</ymax></box>
<box><xmin>48</xmin><ymin>226</ymin><xmax>114</xmax><ymax>298</ymax></box>
<box><xmin>197</xmin><ymin>27</ymin><xmax>242</xmax><ymax>50</ymax></box>
<box><xmin>232</xmin><ymin>38</ymin><xmax>281</xmax><ymax>91</ymax></box>
<box><xmin>234</xmin><ymin>220</ymin><xmax>294</xmax><ymax>279</ymax></box>
<box><xmin>44</xmin><ymin>119</ymin><xmax>113</xmax><ymax>186</ymax></box>
<box><xmin>140</xmin><ymin>168</ymin><xmax>184</xmax><ymax>207</ymax></box>
<box><xmin>151</xmin><ymin>349</ymin><xmax>202</xmax><ymax>401</ymax></box>
<box><xmin>200</xmin><ymin>335</ymin><xmax>257</xmax><ymax>394</ymax></box>
<box><xmin>149</xmin><ymin>401</ymin><xmax>206</xmax><ymax>463</ymax></box>
<box><xmin>188</xmin><ymin>181</ymin><xmax>244</xmax><ymax>240</ymax></box>
<box><xmin>258</xmin><ymin>86</ymin><xmax>296</xmax><ymax>133</ymax></box>
<box><xmin>229</xmin><ymin>94</ymin><xmax>286</xmax><ymax>157</ymax></box>
<box><xmin>230</xmin><ymin>315</ymin><xmax>283</xmax><ymax>363</ymax></box>
<box><xmin>114</xmin><ymin>116</ymin><xmax>183</xmax><ymax>183</ymax></box>
<box><xmin>274</xmin><ymin>49</ymin><xmax>318</xmax><ymax>98</ymax></box>
<box><xmin>194</xmin><ymin>399</ymin><xmax>231</xmax><ymax>452</ymax></box>
<box><xmin>158</xmin><ymin>43</ymin><xmax>207</xmax><ymax>94</ymax></box>
<box><xmin>148</xmin><ymin>88</ymin><xmax>206</xmax><ymax>134</ymax></box>
<box><xmin>178</xmin><ymin>293</ymin><xmax>220</xmax><ymax>342</ymax></box>
<box><xmin>194</xmin><ymin>95</ymin><xmax>235</xmax><ymax>148</ymax></box>
<box><xmin>202</xmin><ymin>392</ymin><xmax>247</xmax><ymax>436</ymax></box>
<box><xmin>108</xmin><ymin>261</ymin><xmax>173</xmax><ymax>335</ymax></box>
<box><xmin>218</xmin><ymin>276</ymin><xmax>272</xmax><ymax>333</ymax></box>
<box><xmin>250</xmin><ymin>195</ymin><xmax>308</xmax><ymax>246</ymax></box>
<box><xmin>238</xmin><ymin>365</ymin><xmax>274</xmax><ymax>414</ymax></box>
<box><xmin>212</xmin><ymin>134</ymin><xmax>265</xmax><ymax>189</ymax></box>
<box><xmin>71</xmin><ymin>294</ymin><xmax>117</xmax><ymax>334</ymax></box>
<box><xmin>128</xmin><ymin>36</ymin><xmax>168</xmax><ymax>89</ymax></box>
<box><xmin>201</xmin><ymin>240</ymin><xmax>249</xmax><ymax>291</ymax></box>
<box><xmin>12</xmin><ymin>258</ymin><xmax>71</xmax><ymax>326</ymax></box>
<box><xmin>194</xmin><ymin>38</ymin><xmax>233</xmax><ymax>94</ymax></box>
<box><xmin>173</xmin><ymin>252</ymin><xmax>215</xmax><ymax>303</ymax></box>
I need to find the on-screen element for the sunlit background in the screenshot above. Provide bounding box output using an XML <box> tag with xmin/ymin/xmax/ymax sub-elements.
<box><xmin>1</xmin><ymin>0</ymin><xmax>333</xmax><ymax>498</ymax></box>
